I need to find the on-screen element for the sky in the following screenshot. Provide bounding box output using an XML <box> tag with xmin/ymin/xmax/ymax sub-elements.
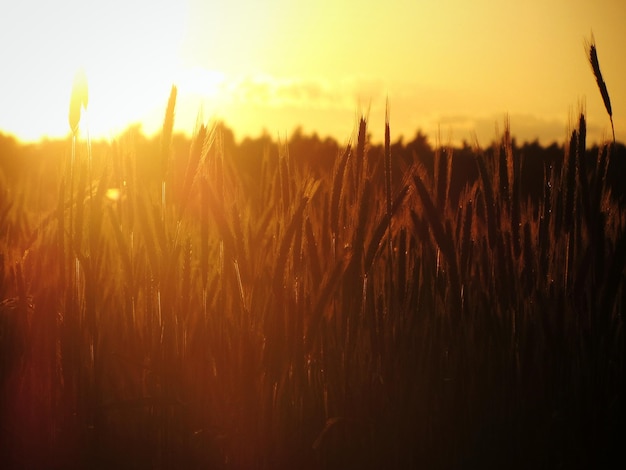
<box><xmin>0</xmin><ymin>0</ymin><xmax>624</xmax><ymax>146</ymax></box>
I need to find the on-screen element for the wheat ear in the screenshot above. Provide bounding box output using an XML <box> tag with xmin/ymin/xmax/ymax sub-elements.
<box><xmin>586</xmin><ymin>34</ymin><xmax>615</xmax><ymax>144</ymax></box>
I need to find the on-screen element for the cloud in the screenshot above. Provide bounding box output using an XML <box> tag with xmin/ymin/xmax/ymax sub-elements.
<box><xmin>426</xmin><ymin>113</ymin><xmax>612</xmax><ymax>146</ymax></box>
<box><xmin>374</xmin><ymin>107</ymin><xmax>612</xmax><ymax>147</ymax></box>
<box><xmin>213</xmin><ymin>74</ymin><xmax>390</xmax><ymax>112</ymax></box>
<box><xmin>226</xmin><ymin>76</ymin><xmax>348</xmax><ymax>110</ymax></box>
<box><xmin>427</xmin><ymin>114</ymin><xmax>569</xmax><ymax>145</ymax></box>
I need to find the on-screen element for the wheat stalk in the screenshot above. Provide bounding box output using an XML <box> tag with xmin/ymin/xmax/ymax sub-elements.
<box><xmin>384</xmin><ymin>99</ymin><xmax>393</xmax><ymax>263</ymax></box>
<box><xmin>330</xmin><ymin>143</ymin><xmax>351</xmax><ymax>258</ymax></box>
<box><xmin>160</xmin><ymin>85</ymin><xmax>177</xmax><ymax>219</ymax></box>
<box><xmin>68</xmin><ymin>69</ymin><xmax>88</xmax><ymax>137</ymax></box>
<box><xmin>586</xmin><ymin>34</ymin><xmax>615</xmax><ymax>144</ymax></box>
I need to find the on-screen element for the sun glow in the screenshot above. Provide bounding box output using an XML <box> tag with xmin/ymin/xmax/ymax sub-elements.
<box><xmin>0</xmin><ymin>0</ymin><xmax>194</xmax><ymax>141</ymax></box>
<box><xmin>1</xmin><ymin>0</ymin><xmax>624</xmax><ymax>145</ymax></box>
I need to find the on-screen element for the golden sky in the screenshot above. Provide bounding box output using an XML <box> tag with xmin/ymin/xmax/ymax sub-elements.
<box><xmin>1</xmin><ymin>0</ymin><xmax>624</xmax><ymax>145</ymax></box>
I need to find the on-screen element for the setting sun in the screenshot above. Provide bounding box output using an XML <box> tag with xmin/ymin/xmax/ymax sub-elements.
<box><xmin>0</xmin><ymin>0</ymin><xmax>187</xmax><ymax>140</ymax></box>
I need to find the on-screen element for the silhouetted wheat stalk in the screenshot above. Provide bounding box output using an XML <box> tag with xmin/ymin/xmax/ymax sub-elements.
<box><xmin>586</xmin><ymin>34</ymin><xmax>615</xmax><ymax>144</ymax></box>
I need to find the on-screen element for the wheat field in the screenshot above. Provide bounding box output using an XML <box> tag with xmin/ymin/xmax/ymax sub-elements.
<box><xmin>1</xmin><ymin>50</ymin><xmax>625</xmax><ymax>468</ymax></box>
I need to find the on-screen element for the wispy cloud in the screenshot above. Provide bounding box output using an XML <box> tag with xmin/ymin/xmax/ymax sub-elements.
<box><xmin>177</xmin><ymin>70</ymin><xmax>390</xmax><ymax>110</ymax></box>
<box><xmin>415</xmin><ymin>113</ymin><xmax>611</xmax><ymax>147</ymax></box>
<box><xmin>228</xmin><ymin>75</ymin><xmax>348</xmax><ymax>109</ymax></box>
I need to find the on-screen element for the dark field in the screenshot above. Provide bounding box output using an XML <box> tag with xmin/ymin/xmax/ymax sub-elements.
<box><xmin>1</xmin><ymin>105</ymin><xmax>626</xmax><ymax>468</ymax></box>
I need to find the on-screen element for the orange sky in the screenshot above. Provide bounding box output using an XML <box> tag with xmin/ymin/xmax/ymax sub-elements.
<box><xmin>1</xmin><ymin>0</ymin><xmax>624</xmax><ymax>146</ymax></box>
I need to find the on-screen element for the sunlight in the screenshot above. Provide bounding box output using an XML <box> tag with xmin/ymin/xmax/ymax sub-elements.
<box><xmin>77</xmin><ymin>0</ymin><xmax>190</xmax><ymax>138</ymax></box>
<box><xmin>0</xmin><ymin>0</ymin><xmax>190</xmax><ymax>140</ymax></box>
<box><xmin>176</xmin><ymin>68</ymin><xmax>226</xmax><ymax>100</ymax></box>
<box><xmin>0</xmin><ymin>0</ymin><xmax>624</xmax><ymax>145</ymax></box>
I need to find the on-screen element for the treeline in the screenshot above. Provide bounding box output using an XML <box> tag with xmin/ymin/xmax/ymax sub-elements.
<box><xmin>1</xmin><ymin>125</ymin><xmax>625</xmax><ymax>215</ymax></box>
